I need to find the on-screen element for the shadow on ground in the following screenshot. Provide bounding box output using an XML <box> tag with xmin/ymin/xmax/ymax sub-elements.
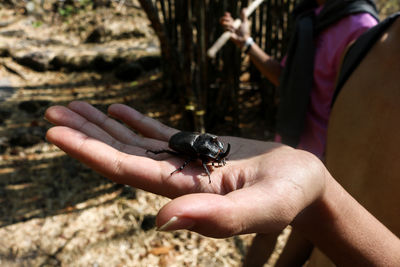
<box><xmin>0</xmin><ymin>72</ymin><xmax>166</xmax><ymax>228</ymax></box>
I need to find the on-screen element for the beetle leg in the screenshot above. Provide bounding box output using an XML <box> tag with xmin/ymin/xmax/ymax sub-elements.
<box><xmin>215</xmin><ymin>160</ymin><xmax>225</xmax><ymax>167</ymax></box>
<box><xmin>202</xmin><ymin>160</ymin><xmax>212</xmax><ymax>184</ymax></box>
<box><xmin>171</xmin><ymin>158</ymin><xmax>193</xmax><ymax>175</ymax></box>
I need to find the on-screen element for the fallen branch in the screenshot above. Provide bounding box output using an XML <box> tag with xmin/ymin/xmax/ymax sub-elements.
<box><xmin>207</xmin><ymin>0</ymin><xmax>265</xmax><ymax>58</ymax></box>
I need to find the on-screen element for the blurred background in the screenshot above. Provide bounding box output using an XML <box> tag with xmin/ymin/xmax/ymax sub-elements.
<box><xmin>0</xmin><ymin>0</ymin><xmax>397</xmax><ymax>266</ymax></box>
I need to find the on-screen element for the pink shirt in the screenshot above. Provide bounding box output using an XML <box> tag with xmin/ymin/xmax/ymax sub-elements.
<box><xmin>278</xmin><ymin>10</ymin><xmax>378</xmax><ymax>159</ymax></box>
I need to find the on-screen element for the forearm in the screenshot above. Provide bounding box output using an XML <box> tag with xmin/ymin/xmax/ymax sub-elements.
<box><xmin>221</xmin><ymin>11</ymin><xmax>282</xmax><ymax>86</ymax></box>
<box><xmin>293</xmin><ymin>173</ymin><xmax>400</xmax><ymax>266</ymax></box>
<box><xmin>247</xmin><ymin>43</ymin><xmax>282</xmax><ymax>86</ymax></box>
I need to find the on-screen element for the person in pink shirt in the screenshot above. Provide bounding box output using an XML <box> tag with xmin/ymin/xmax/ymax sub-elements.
<box><xmin>220</xmin><ymin>0</ymin><xmax>379</xmax><ymax>265</ymax></box>
<box><xmin>294</xmin><ymin>8</ymin><xmax>378</xmax><ymax>158</ymax></box>
<box><xmin>222</xmin><ymin>3</ymin><xmax>378</xmax><ymax>159</ymax></box>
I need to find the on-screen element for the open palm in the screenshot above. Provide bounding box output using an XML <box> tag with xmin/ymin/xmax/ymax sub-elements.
<box><xmin>45</xmin><ymin>101</ymin><xmax>325</xmax><ymax>237</ymax></box>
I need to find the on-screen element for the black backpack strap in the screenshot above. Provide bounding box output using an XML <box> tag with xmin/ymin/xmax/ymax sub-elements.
<box><xmin>332</xmin><ymin>12</ymin><xmax>400</xmax><ymax>106</ymax></box>
<box><xmin>277</xmin><ymin>0</ymin><xmax>379</xmax><ymax>147</ymax></box>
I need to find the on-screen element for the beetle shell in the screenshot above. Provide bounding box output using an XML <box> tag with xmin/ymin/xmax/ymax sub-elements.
<box><xmin>168</xmin><ymin>132</ymin><xmax>226</xmax><ymax>161</ymax></box>
<box><xmin>147</xmin><ymin>131</ymin><xmax>230</xmax><ymax>183</ymax></box>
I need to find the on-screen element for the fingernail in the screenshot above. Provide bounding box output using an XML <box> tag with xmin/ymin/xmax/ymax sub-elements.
<box><xmin>157</xmin><ymin>216</ymin><xmax>195</xmax><ymax>232</ymax></box>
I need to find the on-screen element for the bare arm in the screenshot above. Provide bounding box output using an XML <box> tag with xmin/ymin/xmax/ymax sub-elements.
<box><xmin>294</xmin><ymin>174</ymin><xmax>400</xmax><ymax>266</ymax></box>
<box><xmin>220</xmin><ymin>10</ymin><xmax>282</xmax><ymax>86</ymax></box>
<box><xmin>45</xmin><ymin>101</ymin><xmax>400</xmax><ymax>265</ymax></box>
<box><xmin>246</xmin><ymin>43</ymin><xmax>282</xmax><ymax>86</ymax></box>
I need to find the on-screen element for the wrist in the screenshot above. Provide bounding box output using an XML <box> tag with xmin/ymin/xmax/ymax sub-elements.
<box><xmin>291</xmin><ymin>169</ymin><xmax>332</xmax><ymax>231</ymax></box>
<box><xmin>242</xmin><ymin>36</ymin><xmax>254</xmax><ymax>54</ymax></box>
<box><xmin>291</xmin><ymin>172</ymin><xmax>400</xmax><ymax>266</ymax></box>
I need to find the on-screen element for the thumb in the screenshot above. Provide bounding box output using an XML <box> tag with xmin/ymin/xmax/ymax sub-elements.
<box><xmin>156</xmin><ymin>193</ymin><xmax>241</xmax><ymax>238</ymax></box>
<box><xmin>241</xmin><ymin>8</ymin><xmax>248</xmax><ymax>24</ymax></box>
<box><xmin>156</xmin><ymin>186</ymin><xmax>296</xmax><ymax>238</ymax></box>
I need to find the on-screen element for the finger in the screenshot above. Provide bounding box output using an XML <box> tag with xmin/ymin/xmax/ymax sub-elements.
<box><xmin>67</xmin><ymin>101</ymin><xmax>166</xmax><ymax>150</ymax></box>
<box><xmin>220</xmin><ymin>19</ymin><xmax>234</xmax><ymax>29</ymax></box>
<box><xmin>156</xmin><ymin>184</ymin><xmax>299</xmax><ymax>238</ymax></box>
<box><xmin>241</xmin><ymin>8</ymin><xmax>247</xmax><ymax>22</ymax></box>
<box><xmin>46</xmin><ymin>105</ymin><xmax>128</xmax><ymax>152</ymax></box>
<box><xmin>156</xmin><ymin>193</ymin><xmax>242</xmax><ymax>237</ymax></box>
<box><xmin>240</xmin><ymin>8</ymin><xmax>251</xmax><ymax>30</ymax></box>
<box><xmin>108</xmin><ymin>103</ymin><xmax>178</xmax><ymax>141</ymax></box>
<box><xmin>220</xmin><ymin>17</ymin><xmax>233</xmax><ymax>24</ymax></box>
<box><xmin>225</xmin><ymin>25</ymin><xmax>236</xmax><ymax>33</ymax></box>
<box><xmin>68</xmin><ymin>101</ymin><xmax>134</xmax><ymax>142</ymax></box>
<box><xmin>220</xmin><ymin>12</ymin><xmax>232</xmax><ymax>19</ymax></box>
<box><xmin>46</xmin><ymin>126</ymin><xmax>188</xmax><ymax>198</ymax></box>
<box><xmin>46</xmin><ymin>105</ymin><xmax>167</xmax><ymax>153</ymax></box>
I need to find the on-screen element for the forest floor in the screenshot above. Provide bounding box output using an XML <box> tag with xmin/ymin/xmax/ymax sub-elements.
<box><xmin>0</xmin><ymin>2</ymin><xmax>280</xmax><ymax>266</ymax></box>
<box><xmin>0</xmin><ymin>1</ymin><xmax>397</xmax><ymax>266</ymax></box>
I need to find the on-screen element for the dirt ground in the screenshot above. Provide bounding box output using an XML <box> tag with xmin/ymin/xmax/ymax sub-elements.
<box><xmin>1</xmin><ymin>1</ymin><xmax>396</xmax><ymax>266</ymax></box>
<box><xmin>0</xmin><ymin>2</ymin><xmax>282</xmax><ymax>266</ymax></box>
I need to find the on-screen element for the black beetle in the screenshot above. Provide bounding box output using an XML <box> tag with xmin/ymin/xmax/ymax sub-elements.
<box><xmin>147</xmin><ymin>131</ymin><xmax>231</xmax><ymax>183</ymax></box>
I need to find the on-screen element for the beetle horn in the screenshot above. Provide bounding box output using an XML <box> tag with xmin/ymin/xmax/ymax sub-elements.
<box><xmin>220</xmin><ymin>143</ymin><xmax>231</xmax><ymax>159</ymax></box>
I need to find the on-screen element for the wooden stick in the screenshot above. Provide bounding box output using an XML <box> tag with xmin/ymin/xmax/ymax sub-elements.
<box><xmin>207</xmin><ymin>0</ymin><xmax>265</xmax><ymax>58</ymax></box>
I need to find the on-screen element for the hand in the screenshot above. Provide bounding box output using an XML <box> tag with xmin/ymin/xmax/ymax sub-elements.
<box><xmin>220</xmin><ymin>9</ymin><xmax>251</xmax><ymax>48</ymax></box>
<box><xmin>45</xmin><ymin>101</ymin><xmax>326</xmax><ymax>238</ymax></box>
